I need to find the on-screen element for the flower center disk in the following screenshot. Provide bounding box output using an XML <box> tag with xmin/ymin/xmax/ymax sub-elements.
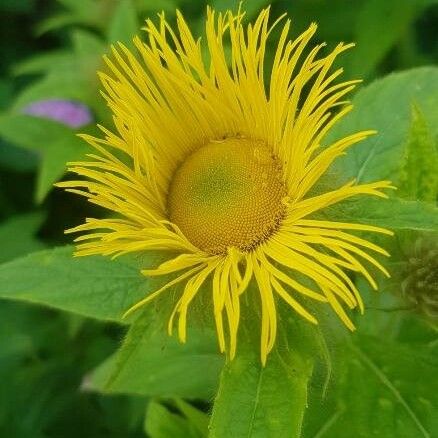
<box><xmin>168</xmin><ymin>137</ymin><xmax>287</xmax><ymax>254</ymax></box>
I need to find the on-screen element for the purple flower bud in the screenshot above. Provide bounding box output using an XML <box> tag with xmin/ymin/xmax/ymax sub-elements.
<box><xmin>22</xmin><ymin>99</ymin><xmax>93</xmax><ymax>128</ymax></box>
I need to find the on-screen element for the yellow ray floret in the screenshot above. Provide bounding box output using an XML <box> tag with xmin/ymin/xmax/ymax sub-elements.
<box><xmin>58</xmin><ymin>6</ymin><xmax>393</xmax><ymax>364</ymax></box>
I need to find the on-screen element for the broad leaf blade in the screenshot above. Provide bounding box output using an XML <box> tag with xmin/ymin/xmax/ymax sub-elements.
<box><xmin>88</xmin><ymin>311</ymin><xmax>223</xmax><ymax>399</ymax></box>
<box><xmin>209</xmin><ymin>348</ymin><xmax>312</xmax><ymax>438</ymax></box>
<box><xmin>326</xmin><ymin>198</ymin><xmax>438</xmax><ymax>232</ymax></box>
<box><xmin>0</xmin><ymin>246</ymin><xmax>166</xmax><ymax>323</ymax></box>
<box><xmin>304</xmin><ymin>333</ymin><xmax>438</xmax><ymax>437</ymax></box>
<box><xmin>0</xmin><ymin>114</ymin><xmax>90</xmax><ymax>202</ymax></box>
<box><xmin>329</xmin><ymin>67</ymin><xmax>438</xmax><ymax>184</ymax></box>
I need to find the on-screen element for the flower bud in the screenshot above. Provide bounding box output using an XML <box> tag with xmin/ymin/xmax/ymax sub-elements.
<box><xmin>401</xmin><ymin>236</ymin><xmax>438</xmax><ymax>319</ymax></box>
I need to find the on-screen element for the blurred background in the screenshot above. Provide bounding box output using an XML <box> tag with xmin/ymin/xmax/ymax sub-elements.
<box><xmin>0</xmin><ymin>0</ymin><xmax>437</xmax><ymax>436</ymax></box>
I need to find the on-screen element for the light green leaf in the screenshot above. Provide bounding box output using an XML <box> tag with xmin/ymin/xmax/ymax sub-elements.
<box><xmin>71</xmin><ymin>29</ymin><xmax>106</xmax><ymax>56</ymax></box>
<box><xmin>145</xmin><ymin>400</ymin><xmax>201</xmax><ymax>438</ymax></box>
<box><xmin>0</xmin><ymin>213</ymin><xmax>46</xmax><ymax>264</ymax></box>
<box><xmin>12</xmin><ymin>72</ymin><xmax>95</xmax><ymax>112</ymax></box>
<box><xmin>0</xmin><ymin>246</ymin><xmax>167</xmax><ymax>323</ymax></box>
<box><xmin>209</xmin><ymin>347</ymin><xmax>312</xmax><ymax>438</ymax></box>
<box><xmin>329</xmin><ymin>67</ymin><xmax>438</xmax><ymax>185</ymax></box>
<box><xmin>12</xmin><ymin>51</ymin><xmax>72</xmax><ymax>76</ymax></box>
<box><xmin>399</xmin><ymin>105</ymin><xmax>438</xmax><ymax>203</ymax></box>
<box><xmin>58</xmin><ymin>0</ymin><xmax>99</xmax><ymax>14</ymax></box>
<box><xmin>135</xmin><ymin>0</ymin><xmax>177</xmax><ymax>13</ymax></box>
<box><xmin>108</xmin><ymin>0</ymin><xmax>139</xmax><ymax>46</ymax></box>
<box><xmin>327</xmin><ymin>197</ymin><xmax>438</xmax><ymax>232</ymax></box>
<box><xmin>210</xmin><ymin>0</ymin><xmax>269</xmax><ymax>17</ymax></box>
<box><xmin>0</xmin><ymin>114</ymin><xmax>90</xmax><ymax>202</ymax></box>
<box><xmin>88</xmin><ymin>311</ymin><xmax>223</xmax><ymax>399</ymax></box>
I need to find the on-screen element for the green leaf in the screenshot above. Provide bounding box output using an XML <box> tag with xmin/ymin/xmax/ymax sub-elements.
<box><xmin>329</xmin><ymin>67</ymin><xmax>438</xmax><ymax>185</ymax></box>
<box><xmin>58</xmin><ymin>0</ymin><xmax>100</xmax><ymax>14</ymax></box>
<box><xmin>12</xmin><ymin>50</ymin><xmax>72</xmax><ymax>76</ymax></box>
<box><xmin>0</xmin><ymin>114</ymin><xmax>90</xmax><ymax>202</ymax></box>
<box><xmin>145</xmin><ymin>400</ymin><xmax>202</xmax><ymax>438</ymax></box>
<box><xmin>0</xmin><ymin>212</ymin><xmax>46</xmax><ymax>264</ymax></box>
<box><xmin>108</xmin><ymin>0</ymin><xmax>139</xmax><ymax>46</ymax></box>
<box><xmin>0</xmin><ymin>140</ymin><xmax>38</xmax><ymax>171</ymax></box>
<box><xmin>88</xmin><ymin>311</ymin><xmax>223</xmax><ymax>399</ymax></box>
<box><xmin>350</xmin><ymin>0</ymin><xmax>424</xmax><ymax>77</ymax></box>
<box><xmin>209</xmin><ymin>347</ymin><xmax>313</xmax><ymax>438</ymax></box>
<box><xmin>35</xmin><ymin>13</ymin><xmax>82</xmax><ymax>36</ymax></box>
<box><xmin>0</xmin><ymin>299</ymin><xmax>147</xmax><ymax>437</ymax></box>
<box><xmin>174</xmin><ymin>399</ymin><xmax>209</xmax><ymax>437</ymax></box>
<box><xmin>399</xmin><ymin>105</ymin><xmax>438</xmax><ymax>203</ymax></box>
<box><xmin>210</xmin><ymin>0</ymin><xmax>269</xmax><ymax>17</ymax></box>
<box><xmin>0</xmin><ymin>246</ymin><xmax>167</xmax><ymax>323</ymax></box>
<box><xmin>71</xmin><ymin>29</ymin><xmax>106</xmax><ymax>57</ymax></box>
<box><xmin>12</xmin><ymin>43</ymin><xmax>102</xmax><ymax>114</ymax></box>
<box><xmin>35</xmin><ymin>0</ymin><xmax>105</xmax><ymax>35</ymax></box>
<box><xmin>12</xmin><ymin>73</ymin><xmax>87</xmax><ymax>107</ymax></box>
<box><xmin>11</xmin><ymin>29</ymin><xmax>108</xmax><ymax>123</ymax></box>
<box><xmin>303</xmin><ymin>333</ymin><xmax>438</xmax><ymax>437</ymax></box>
<box><xmin>135</xmin><ymin>0</ymin><xmax>177</xmax><ymax>13</ymax></box>
<box><xmin>0</xmin><ymin>77</ymin><xmax>13</xmax><ymax>110</ymax></box>
<box><xmin>328</xmin><ymin>197</ymin><xmax>438</xmax><ymax>232</ymax></box>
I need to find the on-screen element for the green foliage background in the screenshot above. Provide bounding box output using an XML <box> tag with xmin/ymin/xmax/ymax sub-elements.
<box><xmin>0</xmin><ymin>0</ymin><xmax>437</xmax><ymax>437</ymax></box>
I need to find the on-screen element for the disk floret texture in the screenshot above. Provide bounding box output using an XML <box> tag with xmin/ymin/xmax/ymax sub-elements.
<box><xmin>59</xmin><ymin>7</ymin><xmax>393</xmax><ymax>363</ymax></box>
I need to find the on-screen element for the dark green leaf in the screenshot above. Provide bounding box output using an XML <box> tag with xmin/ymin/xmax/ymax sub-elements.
<box><xmin>0</xmin><ymin>212</ymin><xmax>46</xmax><ymax>264</ymax></box>
<box><xmin>350</xmin><ymin>0</ymin><xmax>423</xmax><ymax>77</ymax></box>
<box><xmin>174</xmin><ymin>399</ymin><xmax>209</xmax><ymax>437</ymax></box>
<box><xmin>0</xmin><ymin>78</ymin><xmax>13</xmax><ymax>110</ymax></box>
<box><xmin>35</xmin><ymin>0</ymin><xmax>104</xmax><ymax>34</ymax></box>
<box><xmin>145</xmin><ymin>400</ymin><xmax>201</xmax><ymax>438</ymax></box>
<box><xmin>0</xmin><ymin>140</ymin><xmax>38</xmax><ymax>171</ymax></box>
<box><xmin>35</xmin><ymin>14</ymin><xmax>81</xmax><ymax>36</ymax></box>
<box><xmin>0</xmin><ymin>300</ymin><xmax>146</xmax><ymax>437</ymax></box>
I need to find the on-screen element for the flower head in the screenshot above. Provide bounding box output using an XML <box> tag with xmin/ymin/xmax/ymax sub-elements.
<box><xmin>59</xmin><ymin>7</ymin><xmax>393</xmax><ymax>364</ymax></box>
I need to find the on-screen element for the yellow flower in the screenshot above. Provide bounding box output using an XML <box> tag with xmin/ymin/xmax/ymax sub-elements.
<box><xmin>58</xmin><ymin>7</ymin><xmax>393</xmax><ymax>364</ymax></box>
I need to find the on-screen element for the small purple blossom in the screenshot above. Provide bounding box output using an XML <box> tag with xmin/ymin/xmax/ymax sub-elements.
<box><xmin>22</xmin><ymin>99</ymin><xmax>93</xmax><ymax>128</ymax></box>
